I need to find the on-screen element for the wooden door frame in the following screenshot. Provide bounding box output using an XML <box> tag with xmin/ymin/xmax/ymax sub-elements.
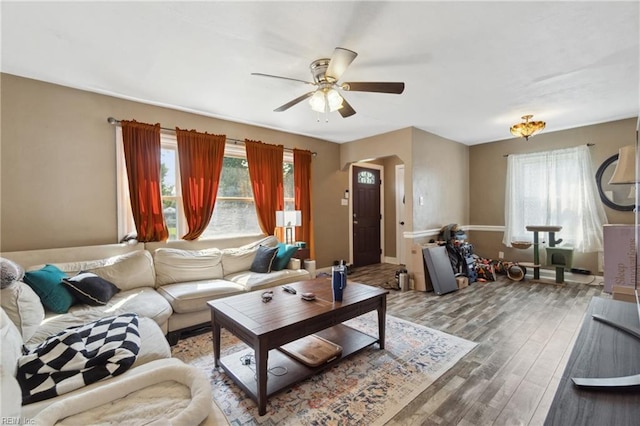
<box><xmin>395</xmin><ymin>164</ymin><xmax>406</xmax><ymax>266</ymax></box>
<box><xmin>349</xmin><ymin>162</ymin><xmax>384</xmax><ymax>266</ymax></box>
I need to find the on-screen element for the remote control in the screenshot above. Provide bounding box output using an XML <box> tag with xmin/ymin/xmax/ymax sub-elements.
<box><xmin>282</xmin><ymin>285</ymin><xmax>297</xmax><ymax>294</ymax></box>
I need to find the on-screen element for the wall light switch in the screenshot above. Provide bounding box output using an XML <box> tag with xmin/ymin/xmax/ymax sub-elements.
<box><xmin>341</xmin><ymin>198</ymin><xmax>348</xmax><ymax>206</ymax></box>
<box><xmin>419</xmin><ymin>196</ymin><xmax>424</xmax><ymax>206</ymax></box>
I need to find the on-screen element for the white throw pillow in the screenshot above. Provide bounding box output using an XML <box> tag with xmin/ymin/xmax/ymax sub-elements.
<box><xmin>0</xmin><ymin>281</ymin><xmax>45</xmax><ymax>341</ymax></box>
<box><xmin>154</xmin><ymin>248</ymin><xmax>224</xmax><ymax>286</ymax></box>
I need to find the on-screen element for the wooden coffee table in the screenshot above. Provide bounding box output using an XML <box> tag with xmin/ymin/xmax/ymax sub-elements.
<box><xmin>207</xmin><ymin>277</ymin><xmax>388</xmax><ymax>415</ymax></box>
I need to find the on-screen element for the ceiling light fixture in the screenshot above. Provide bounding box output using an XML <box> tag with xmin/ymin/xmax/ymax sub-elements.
<box><xmin>309</xmin><ymin>88</ymin><xmax>344</xmax><ymax>113</ymax></box>
<box><xmin>510</xmin><ymin>114</ymin><xmax>546</xmax><ymax>140</ymax></box>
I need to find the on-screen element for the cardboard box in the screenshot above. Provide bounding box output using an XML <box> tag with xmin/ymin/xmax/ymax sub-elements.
<box><xmin>604</xmin><ymin>225</ymin><xmax>636</xmax><ymax>293</ymax></box>
<box><xmin>612</xmin><ymin>285</ymin><xmax>638</xmax><ymax>303</ymax></box>
<box><xmin>411</xmin><ymin>243</ymin><xmax>436</xmax><ymax>291</ymax></box>
<box><xmin>456</xmin><ymin>276</ymin><xmax>469</xmax><ymax>289</ymax></box>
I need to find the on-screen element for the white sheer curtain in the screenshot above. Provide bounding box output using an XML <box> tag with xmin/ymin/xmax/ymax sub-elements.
<box><xmin>503</xmin><ymin>145</ymin><xmax>608</xmax><ymax>252</ymax></box>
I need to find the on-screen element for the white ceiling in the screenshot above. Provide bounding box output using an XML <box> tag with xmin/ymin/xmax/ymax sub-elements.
<box><xmin>1</xmin><ymin>1</ymin><xmax>638</xmax><ymax>145</ymax></box>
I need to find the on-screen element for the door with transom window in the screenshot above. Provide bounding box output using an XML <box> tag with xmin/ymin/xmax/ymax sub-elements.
<box><xmin>352</xmin><ymin>165</ymin><xmax>381</xmax><ymax>267</ymax></box>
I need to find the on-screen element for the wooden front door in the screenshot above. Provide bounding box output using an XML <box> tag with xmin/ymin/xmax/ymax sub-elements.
<box><xmin>352</xmin><ymin>166</ymin><xmax>381</xmax><ymax>267</ymax></box>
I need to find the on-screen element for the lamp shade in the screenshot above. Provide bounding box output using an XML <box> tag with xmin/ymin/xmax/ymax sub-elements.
<box><xmin>275</xmin><ymin>210</ymin><xmax>302</xmax><ymax>227</ymax></box>
<box><xmin>609</xmin><ymin>145</ymin><xmax>637</xmax><ymax>184</ymax></box>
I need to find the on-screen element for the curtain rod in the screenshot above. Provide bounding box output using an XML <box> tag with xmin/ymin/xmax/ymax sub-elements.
<box><xmin>503</xmin><ymin>143</ymin><xmax>595</xmax><ymax>157</ymax></box>
<box><xmin>107</xmin><ymin>117</ymin><xmax>317</xmax><ymax>157</ymax></box>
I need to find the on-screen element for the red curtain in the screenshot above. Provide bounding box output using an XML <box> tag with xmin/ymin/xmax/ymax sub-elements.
<box><xmin>294</xmin><ymin>149</ymin><xmax>314</xmax><ymax>258</ymax></box>
<box><xmin>121</xmin><ymin>120</ymin><xmax>168</xmax><ymax>242</ymax></box>
<box><xmin>245</xmin><ymin>139</ymin><xmax>284</xmax><ymax>235</ymax></box>
<box><xmin>175</xmin><ymin>128</ymin><xmax>226</xmax><ymax>240</ymax></box>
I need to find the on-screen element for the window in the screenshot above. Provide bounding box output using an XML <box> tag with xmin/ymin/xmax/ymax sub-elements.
<box><xmin>503</xmin><ymin>145</ymin><xmax>608</xmax><ymax>252</ymax></box>
<box><xmin>357</xmin><ymin>170</ymin><xmax>376</xmax><ymax>185</ymax></box>
<box><xmin>117</xmin><ymin>132</ymin><xmax>293</xmax><ymax>240</ymax></box>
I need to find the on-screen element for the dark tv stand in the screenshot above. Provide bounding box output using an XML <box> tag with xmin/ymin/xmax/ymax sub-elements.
<box><xmin>545</xmin><ymin>297</ymin><xmax>640</xmax><ymax>425</ymax></box>
<box><xmin>571</xmin><ymin>313</ymin><xmax>640</xmax><ymax>389</ymax></box>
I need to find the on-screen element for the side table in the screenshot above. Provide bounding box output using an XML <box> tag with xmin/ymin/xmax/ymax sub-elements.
<box><xmin>292</xmin><ymin>248</ymin><xmax>310</xmax><ymax>260</ymax></box>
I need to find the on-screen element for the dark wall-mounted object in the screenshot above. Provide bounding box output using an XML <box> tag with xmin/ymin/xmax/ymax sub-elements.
<box><xmin>595</xmin><ymin>153</ymin><xmax>635</xmax><ymax>211</ymax></box>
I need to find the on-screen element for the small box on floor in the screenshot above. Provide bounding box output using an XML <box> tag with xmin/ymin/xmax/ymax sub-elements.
<box><xmin>456</xmin><ymin>276</ymin><xmax>469</xmax><ymax>289</ymax></box>
<box><xmin>612</xmin><ymin>285</ymin><xmax>638</xmax><ymax>303</ymax></box>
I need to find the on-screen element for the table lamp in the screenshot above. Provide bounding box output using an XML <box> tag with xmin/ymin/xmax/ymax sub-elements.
<box><xmin>275</xmin><ymin>210</ymin><xmax>302</xmax><ymax>245</ymax></box>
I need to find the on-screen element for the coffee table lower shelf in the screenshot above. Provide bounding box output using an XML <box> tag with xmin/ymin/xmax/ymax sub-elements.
<box><xmin>217</xmin><ymin>323</ymin><xmax>379</xmax><ymax>404</ymax></box>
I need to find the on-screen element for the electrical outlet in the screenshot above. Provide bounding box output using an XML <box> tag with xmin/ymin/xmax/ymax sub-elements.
<box><xmin>498</xmin><ymin>251</ymin><xmax>504</xmax><ymax>259</ymax></box>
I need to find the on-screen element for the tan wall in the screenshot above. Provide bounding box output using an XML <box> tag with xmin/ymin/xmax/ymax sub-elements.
<box><xmin>4</xmin><ymin>72</ymin><xmax>633</xmax><ymax>274</ymax></box>
<box><xmin>339</xmin><ymin>129</ymin><xmax>412</xmax><ymax>264</ymax></box>
<box><xmin>411</xmin><ymin>128</ymin><xmax>470</xmax><ymax>232</ymax></box>
<box><xmin>0</xmin><ymin>73</ymin><xmax>346</xmax><ymax>268</ymax></box>
<box><xmin>468</xmin><ymin>117</ymin><xmax>637</xmax><ymax>274</ymax></box>
<box><xmin>340</xmin><ymin>127</ymin><xmax>469</xmax><ymax>269</ymax></box>
<box><xmin>383</xmin><ymin>156</ymin><xmax>403</xmax><ymax>258</ymax></box>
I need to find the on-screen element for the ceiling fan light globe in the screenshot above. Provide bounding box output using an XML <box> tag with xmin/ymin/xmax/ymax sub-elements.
<box><xmin>326</xmin><ymin>89</ymin><xmax>343</xmax><ymax>112</ymax></box>
<box><xmin>309</xmin><ymin>91</ymin><xmax>326</xmax><ymax>113</ymax></box>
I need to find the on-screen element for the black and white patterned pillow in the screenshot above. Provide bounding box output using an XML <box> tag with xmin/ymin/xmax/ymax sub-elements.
<box><xmin>18</xmin><ymin>313</ymin><xmax>140</xmax><ymax>404</ymax></box>
<box><xmin>63</xmin><ymin>272</ymin><xmax>120</xmax><ymax>306</ymax></box>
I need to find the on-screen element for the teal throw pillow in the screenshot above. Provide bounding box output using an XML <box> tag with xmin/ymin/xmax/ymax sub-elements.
<box><xmin>23</xmin><ymin>264</ymin><xmax>76</xmax><ymax>313</ymax></box>
<box><xmin>272</xmin><ymin>243</ymin><xmax>299</xmax><ymax>271</ymax></box>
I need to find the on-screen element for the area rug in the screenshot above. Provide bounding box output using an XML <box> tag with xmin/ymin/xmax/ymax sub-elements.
<box><xmin>171</xmin><ymin>312</ymin><xmax>477</xmax><ymax>426</ymax></box>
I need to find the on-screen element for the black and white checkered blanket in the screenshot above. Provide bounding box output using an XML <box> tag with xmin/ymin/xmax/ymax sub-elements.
<box><xmin>17</xmin><ymin>313</ymin><xmax>141</xmax><ymax>404</ymax></box>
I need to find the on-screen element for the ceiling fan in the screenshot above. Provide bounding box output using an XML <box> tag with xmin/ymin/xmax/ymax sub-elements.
<box><xmin>252</xmin><ymin>47</ymin><xmax>404</xmax><ymax>118</ymax></box>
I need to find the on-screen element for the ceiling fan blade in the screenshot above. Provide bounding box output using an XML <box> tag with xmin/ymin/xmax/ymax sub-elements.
<box><xmin>342</xmin><ymin>82</ymin><xmax>405</xmax><ymax>94</ymax></box>
<box><xmin>326</xmin><ymin>47</ymin><xmax>358</xmax><ymax>82</ymax></box>
<box><xmin>338</xmin><ymin>98</ymin><xmax>356</xmax><ymax>118</ymax></box>
<box><xmin>251</xmin><ymin>72</ymin><xmax>315</xmax><ymax>86</ymax></box>
<box><xmin>274</xmin><ymin>91</ymin><xmax>316</xmax><ymax>112</ymax></box>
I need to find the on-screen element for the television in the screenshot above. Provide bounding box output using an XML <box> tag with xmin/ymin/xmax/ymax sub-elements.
<box><xmin>571</xmin><ymin>117</ymin><xmax>640</xmax><ymax>389</ymax></box>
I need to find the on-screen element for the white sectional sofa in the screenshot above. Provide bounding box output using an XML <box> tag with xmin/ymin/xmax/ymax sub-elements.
<box><xmin>2</xmin><ymin>234</ymin><xmax>311</xmax><ymax>345</ymax></box>
<box><xmin>0</xmin><ymin>234</ymin><xmax>311</xmax><ymax>424</ymax></box>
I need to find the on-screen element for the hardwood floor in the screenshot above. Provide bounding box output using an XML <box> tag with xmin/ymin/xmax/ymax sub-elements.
<box><xmin>347</xmin><ymin>263</ymin><xmax>606</xmax><ymax>426</ymax></box>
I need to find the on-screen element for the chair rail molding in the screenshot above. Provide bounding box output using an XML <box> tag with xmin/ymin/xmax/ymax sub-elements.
<box><xmin>404</xmin><ymin>225</ymin><xmax>505</xmax><ymax>240</ymax></box>
<box><xmin>463</xmin><ymin>225</ymin><xmax>505</xmax><ymax>232</ymax></box>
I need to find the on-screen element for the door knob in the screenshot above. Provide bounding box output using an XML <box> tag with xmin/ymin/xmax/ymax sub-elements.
<box><xmin>353</xmin><ymin>220</ymin><xmax>358</xmax><ymax>225</ymax></box>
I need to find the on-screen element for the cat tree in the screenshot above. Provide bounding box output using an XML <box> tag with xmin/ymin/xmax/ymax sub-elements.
<box><xmin>524</xmin><ymin>225</ymin><xmax>573</xmax><ymax>284</ymax></box>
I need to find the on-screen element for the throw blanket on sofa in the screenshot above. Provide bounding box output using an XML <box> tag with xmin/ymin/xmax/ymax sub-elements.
<box><xmin>17</xmin><ymin>313</ymin><xmax>140</xmax><ymax>404</ymax></box>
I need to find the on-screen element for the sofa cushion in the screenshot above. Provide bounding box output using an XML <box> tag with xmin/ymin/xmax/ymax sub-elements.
<box><xmin>272</xmin><ymin>243</ymin><xmax>299</xmax><ymax>271</ymax></box>
<box><xmin>30</xmin><ymin>250</ymin><xmax>156</xmax><ymax>292</ymax></box>
<box><xmin>25</xmin><ymin>288</ymin><xmax>172</xmax><ymax>347</ymax></box>
<box><xmin>154</xmin><ymin>248</ymin><xmax>223</xmax><ymax>286</ymax></box>
<box><xmin>239</xmin><ymin>235</ymin><xmax>279</xmax><ymax>250</ymax></box>
<box><xmin>63</xmin><ymin>272</ymin><xmax>120</xmax><ymax>306</ymax></box>
<box><xmin>250</xmin><ymin>245</ymin><xmax>278</xmax><ymax>273</ymax></box>
<box><xmin>1</xmin><ymin>308</ymin><xmax>23</xmax><ymax>419</ymax></box>
<box><xmin>221</xmin><ymin>247</ymin><xmax>257</xmax><ymax>276</ymax></box>
<box><xmin>225</xmin><ymin>268</ymin><xmax>311</xmax><ymax>292</ymax></box>
<box><xmin>157</xmin><ymin>279</ymin><xmax>245</xmax><ymax>314</ymax></box>
<box><xmin>23</xmin><ymin>265</ymin><xmax>76</xmax><ymax>314</ymax></box>
<box><xmin>86</xmin><ymin>250</ymin><xmax>156</xmax><ymax>291</ymax></box>
<box><xmin>0</xmin><ymin>281</ymin><xmax>45</xmax><ymax>341</ymax></box>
